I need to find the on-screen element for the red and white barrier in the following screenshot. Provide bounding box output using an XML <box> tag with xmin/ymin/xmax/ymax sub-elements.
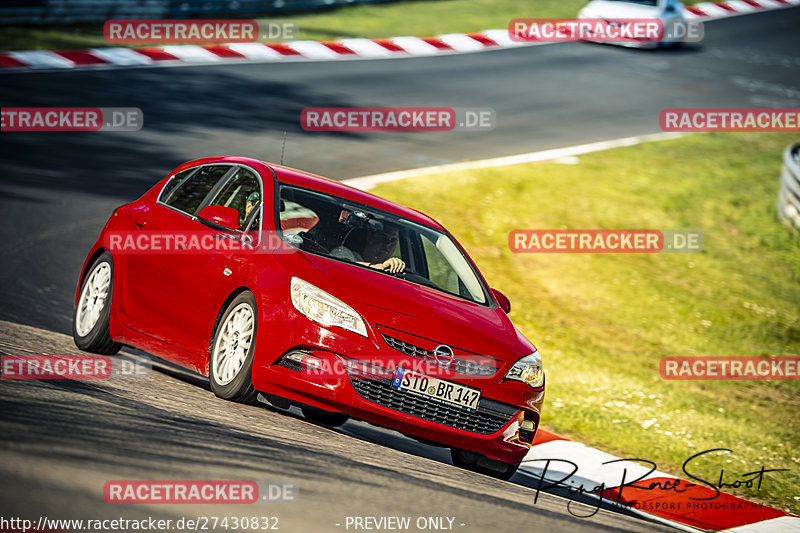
<box><xmin>525</xmin><ymin>429</ymin><xmax>798</xmax><ymax>531</ymax></box>
<box><xmin>0</xmin><ymin>0</ymin><xmax>797</xmax><ymax>73</ymax></box>
<box><xmin>684</xmin><ymin>0</ymin><xmax>799</xmax><ymax>19</ymax></box>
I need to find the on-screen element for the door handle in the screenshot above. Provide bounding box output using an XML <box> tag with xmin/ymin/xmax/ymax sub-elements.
<box><xmin>134</xmin><ymin>217</ymin><xmax>147</xmax><ymax>228</ymax></box>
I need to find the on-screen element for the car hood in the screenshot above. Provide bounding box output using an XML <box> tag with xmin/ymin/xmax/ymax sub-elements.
<box><xmin>283</xmin><ymin>251</ymin><xmax>536</xmax><ymax>363</ymax></box>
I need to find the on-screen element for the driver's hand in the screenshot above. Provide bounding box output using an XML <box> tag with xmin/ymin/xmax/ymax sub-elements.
<box><xmin>377</xmin><ymin>257</ymin><xmax>405</xmax><ymax>273</ymax></box>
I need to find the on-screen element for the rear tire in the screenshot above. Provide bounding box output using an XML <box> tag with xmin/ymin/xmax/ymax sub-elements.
<box><xmin>73</xmin><ymin>252</ymin><xmax>121</xmax><ymax>355</ymax></box>
<box><xmin>301</xmin><ymin>406</ymin><xmax>349</xmax><ymax>427</ymax></box>
<box><xmin>450</xmin><ymin>448</ymin><xmax>520</xmax><ymax>481</ymax></box>
<box><xmin>209</xmin><ymin>292</ymin><xmax>258</xmax><ymax>404</ymax></box>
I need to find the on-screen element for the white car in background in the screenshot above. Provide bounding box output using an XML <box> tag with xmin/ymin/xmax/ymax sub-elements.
<box><xmin>578</xmin><ymin>0</ymin><xmax>688</xmax><ymax>48</ymax></box>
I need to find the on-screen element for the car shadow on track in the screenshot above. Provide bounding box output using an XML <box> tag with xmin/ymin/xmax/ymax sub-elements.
<box><xmin>124</xmin><ymin>354</ymin><xmax>664</xmax><ymax>518</ymax></box>
<box><xmin>107</xmin><ymin>349</ymin><xmax>669</xmax><ymax>528</ymax></box>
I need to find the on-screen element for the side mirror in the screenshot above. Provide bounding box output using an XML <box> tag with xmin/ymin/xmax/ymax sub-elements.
<box><xmin>197</xmin><ymin>205</ymin><xmax>240</xmax><ymax>231</ymax></box>
<box><xmin>491</xmin><ymin>288</ymin><xmax>511</xmax><ymax>314</ymax></box>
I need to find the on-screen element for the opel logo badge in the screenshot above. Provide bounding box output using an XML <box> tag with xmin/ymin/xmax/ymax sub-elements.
<box><xmin>433</xmin><ymin>345</ymin><xmax>455</xmax><ymax>367</ymax></box>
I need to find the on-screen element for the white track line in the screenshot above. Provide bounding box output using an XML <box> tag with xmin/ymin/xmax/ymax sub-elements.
<box><xmin>342</xmin><ymin>132</ymin><xmax>689</xmax><ymax>190</ymax></box>
<box><xmin>723</xmin><ymin>516</ymin><xmax>800</xmax><ymax>532</ymax></box>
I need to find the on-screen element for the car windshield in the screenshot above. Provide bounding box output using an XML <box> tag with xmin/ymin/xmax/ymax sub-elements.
<box><xmin>277</xmin><ymin>184</ymin><xmax>489</xmax><ymax>305</ymax></box>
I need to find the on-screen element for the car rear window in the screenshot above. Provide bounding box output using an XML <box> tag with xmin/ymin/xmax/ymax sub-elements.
<box><xmin>160</xmin><ymin>165</ymin><xmax>231</xmax><ymax>215</ymax></box>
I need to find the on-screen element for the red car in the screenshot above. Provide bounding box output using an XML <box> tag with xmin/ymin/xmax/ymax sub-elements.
<box><xmin>72</xmin><ymin>156</ymin><xmax>545</xmax><ymax>479</ymax></box>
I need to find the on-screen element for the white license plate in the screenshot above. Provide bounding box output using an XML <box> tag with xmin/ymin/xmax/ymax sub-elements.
<box><xmin>392</xmin><ymin>368</ymin><xmax>481</xmax><ymax>410</ymax></box>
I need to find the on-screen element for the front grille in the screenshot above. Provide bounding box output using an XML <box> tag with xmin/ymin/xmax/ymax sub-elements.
<box><xmin>382</xmin><ymin>334</ymin><xmax>498</xmax><ymax>377</ymax></box>
<box><xmin>349</xmin><ymin>375</ymin><xmax>518</xmax><ymax>435</ymax></box>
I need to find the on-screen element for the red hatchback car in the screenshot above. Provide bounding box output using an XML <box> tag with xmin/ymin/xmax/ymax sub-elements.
<box><xmin>73</xmin><ymin>156</ymin><xmax>545</xmax><ymax>479</ymax></box>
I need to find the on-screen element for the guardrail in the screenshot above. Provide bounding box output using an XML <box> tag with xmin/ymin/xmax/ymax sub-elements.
<box><xmin>0</xmin><ymin>0</ymin><xmax>393</xmax><ymax>25</ymax></box>
<box><xmin>778</xmin><ymin>142</ymin><xmax>800</xmax><ymax>230</ymax></box>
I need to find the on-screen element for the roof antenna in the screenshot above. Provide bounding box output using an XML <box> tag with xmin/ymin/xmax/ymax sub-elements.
<box><xmin>280</xmin><ymin>131</ymin><xmax>287</xmax><ymax>166</ymax></box>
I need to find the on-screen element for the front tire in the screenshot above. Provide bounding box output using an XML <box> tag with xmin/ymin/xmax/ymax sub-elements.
<box><xmin>73</xmin><ymin>252</ymin><xmax>121</xmax><ymax>355</ymax></box>
<box><xmin>209</xmin><ymin>292</ymin><xmax>258</xmax><ymax>404</ymax></box>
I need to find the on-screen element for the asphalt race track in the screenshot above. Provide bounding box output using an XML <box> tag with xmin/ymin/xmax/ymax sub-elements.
<box><xmin>0</xmin><ymin>321</ymin><xmax>674</xmax><ymax>532</ymax></box>
<box><xmin>1</xmin><ymin>8</ymin><xmax>799</xmax><ymax>532</ymax></box>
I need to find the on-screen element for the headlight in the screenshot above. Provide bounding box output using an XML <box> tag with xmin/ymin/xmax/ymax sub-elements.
<box><xmin>505</xmin><ymin>351</ymin><xmax>544</xmax><ymax>388</ymax></box>
<box><xmin>290</xmin><ymin>277</ymin><xmax>368</xmax><ymax>337</ymax></box>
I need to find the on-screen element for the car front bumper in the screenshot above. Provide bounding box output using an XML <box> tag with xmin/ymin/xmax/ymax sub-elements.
<box><xmin>253</xmin><ymin>335</ymin><xmax>544</xmax><ymax>465</ymax></box>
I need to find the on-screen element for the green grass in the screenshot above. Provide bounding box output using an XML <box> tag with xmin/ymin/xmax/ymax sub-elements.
<box><xmin>0</xmin><ymin>0</ymin><xmax>704</xmax><ymax>51</ymax></box>
<box><xmin>369</xmin><ymin>132</ymin><xmax>800</xmax><ymax>514</ymax></box>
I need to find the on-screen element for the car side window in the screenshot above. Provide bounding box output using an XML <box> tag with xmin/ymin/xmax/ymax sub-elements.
<box><xmin>160</xmin><ymin>165</ymin><xmax>231</xmax><ymax>215</ymax></box>
<box><xmin>207</xmin><ymin>168</ymin><xmax>261</xmax><ymax>228</ymax></box>
<box><xmin>421</xmin><ymin>234</ymin><xmax>460</xmax><ymax>294</ymax></box>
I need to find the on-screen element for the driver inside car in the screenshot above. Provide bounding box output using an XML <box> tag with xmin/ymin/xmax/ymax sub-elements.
<box><xmin>331</xmin><ymin>224</ymin><xmax>406</xmax><ymax>274</ymax></box>
<box><xmin>243</xmin><ymin>191</ymin><xmax>259</xmax><ymax>224</ymax></box>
